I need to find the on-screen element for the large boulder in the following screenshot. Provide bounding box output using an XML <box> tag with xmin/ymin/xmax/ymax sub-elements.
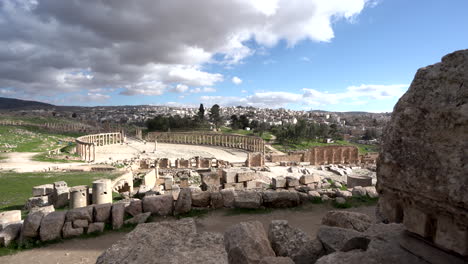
<box><xmin>224</xmin><ymin>221</ymin><xmax>275</xmax><ymax>264</ymax></box>
<box><xmin>210</xmin><ymin>192</ymin><xmax>224</xmax><ymax>209</ymax></box>
<box><xmin>174</xmin><ymin>188</ymin><xmax>192</xmax><ymax>215</ymax></box>
<box><xmin>22</xmin><ymin>211</ymin><xmax>49</xmax><ymax>238</ymax></box>
<box><xmin>39</xmin><ymin>211</ymin><xmax>66</xmax><ymax>242</ymax></box>
<box><xmin>62</xmin><ymin>221</ymin><xmax>83</xmax><ymax>238</ymax></box>
<box><xmin>66</xmin><ymin>207</ymin><xmax>92</xmax><ymax>222</ymax></box>
<box><xmin>142</xmin><ymin>195</ymin><xmax>174</xmax><ymax>216</ymax></box>
<box><xmin>268</xmin><ymin>220</ymin><xmax>324</xmax><ymax>263</ymax></box>
<box><xmin>96</xmin><ymin>218</ymin><xmax>227</xmax><ymax>264</ymax></box>
<box><xmin>262</xmin><ymin>191</ymin><xmax>300</xmax><ymax>208</ymax></box>
<box><xmin>124</xmin><ymin>212</ymin><xmax>151</xmax><ymax>225</ymax></box>
<box><xmin>221</xmin><ymin>188</ymin><xmax>235</xmax><ymax>208</ymax></box>
<box><xmin>377</xmin><ymin>50</ymin><xmax>468</xmax><ymax>256</ymax></box>
<box><xmin>94</xmin><ymin>203</ymin><xmax>112</xmax><ymax>223</ymax></box>
<box><xmin>233</xmin><ymin>191</ymin><xmax>262</xmax><ymax>209</ymax></box>
<box><xmin>321</xmin><ymin>211</ymin><xmax>372</xmax><ymax>232</ymax></box>
<box><xmin>125</xmin><ymin>199</ymin><xmax>142</xmax><ymax>217</ymax></box>
<box><xmin>192</xmin><ymin>191</ymin><xmax>211</xmax><ymax>207</ymax></box>
<box><xmin>112</xmin><ymin>203</ymin><xmax>125</xmax><ymax>230</ymax></box>
<box><xmin>0</xmin><ymin>222</ymin><xmax>22</xmax><ymax>247</ymax></box>
<box><xmin>316</xmin><ymin>226</ymin><xmax>362</xmax><ymax>254</ymax></box>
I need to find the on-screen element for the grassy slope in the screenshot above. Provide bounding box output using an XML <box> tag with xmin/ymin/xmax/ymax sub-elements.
<box><xmin>220</xmin><ymin>127</ymin><xmax>273</xmax><ymax>142</ymax></box>
<box><xmin>273</xmin><ymin>139</ymin><xmax>379</xmax><ymax>155</ymax></box>
<box><xmin>0</xmin><ymin>125</ymin><xmax>83</xmax><ymax>153</ymax></box>
<box><xmin>0</xmin><ymin>171</ymin><xmax>122</xmax><ymax>212</ymax></box>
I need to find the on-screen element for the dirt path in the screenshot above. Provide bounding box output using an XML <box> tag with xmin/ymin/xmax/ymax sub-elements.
<box><xmin>0</xmin><ymin>152</ymin><xmax>86</xmax><ymax>172</ymax></box>
<box><xmin>0</xmin><ymin>204</ymin><xmax>375</xmax><ymax>264</ymax></box>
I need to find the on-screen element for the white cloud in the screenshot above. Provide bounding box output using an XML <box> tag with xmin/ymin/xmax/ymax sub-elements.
<box><xmin>200</xmin><ymin>84</ymin><xmax>408</xmax><ymax>108</ymax></box>
<box><xmin>300</xmin><ymin>56</ymin><xmax>311</xmax><ymax>62</ymax></box>
<box><xmin>241</xmin><ymin>90</ymin><xmax>248</xmax><ymax>93</ymax></box>
<box><xmin>232</xmin><ymin>76</ymin><xmax>243</xmax><ymax>85</ymax></box>
<box><xmin>171</xmin><ymin>84</ymin><xmax>189</xmax><ymax>93</ymax></box>
<box><xmin>0</xmin><ymin>0</ymin><xmax>370</xmax><ymax>99</ymax></box>
<box><xmin>189</xmin><ymin>87</ymin><xmax>217</xmax><ymax>94</ymax></box>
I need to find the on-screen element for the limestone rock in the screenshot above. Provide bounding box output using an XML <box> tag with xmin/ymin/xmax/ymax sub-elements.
<box><xmin>262</xmin><ymin>191</ymin><xmax>300</xmax><ymax>208</ymax></box>
<box><xmin>22</xmin><ymin>211</ymin><xmax>44</xmax><ymax>238</ymax></box>
<box><xmin>286</xmin><ymin>177</ymin><xmax>300</xmax><ymax>187</ymax></box>
<box><xmin>210</xmin><ymin>192</ymin><xmax>224</xmax><ymax>209</ymax></box>
<box><xmin>335</xmin><ymin>190</ymin><xmax>352</xmax><ymax>198</ymax></box>
<box><xmin>73</xmin><ymin>219</ymin><xmax>88</xmax><ymax>228</ymax></box>
<box><xmin>192</xmin><ymin>191</ymin><xmax>211</xmax><ymax>207</ymax></box>
<box><xmin>299</xmin><ymin>174</ymin><xmax>320</xmax><ymax>185</ymax></box>
<box><xmin>94</xmin><ymin>203</ymin><xmax>112</xmax><ymax>222</ymax></box>
<box><xmin>142</xmin><ymin>194</ymin><xmax>174</xmax><ymax>216</ymax></box>
<box><xmin>62</xmin><ymin>221</ymin><xmax>83</xmax><ymax>238</ymax></box>
<box><xmin>124</xmin><ymin>212</ymin><xmax>151</xmax><ymax>225</ymax></box>
<box><xmin>0</xmin><ymin>222</ymin><xmax>22</xmax><ymax>247</ymax></box>
<box><xmin>377</xmin><ymin>49</ymin><xmax>468</xmax><ymax>256</ymax></box>
<box><xmin>224</xmin><ymin>221</ymin><xmax>275</xmax><ymax>264</ymax></box>
<box><xmin>66</xmin><ymin>207</ymin><xmax>92</xmax><ymax>222</ymax></box>
<box><xmin>269</xmin><ymin>220</ymin><xmax>324</xmax><ymax>263</ymax></box>
<box><xmin>29</xmin><ymin>205</ymin><xmax>54</xmax><ymax>215</ymax></box>
<box><xmin>308</xmin><ymin>191</ymin><xmax>321</xmax><ymax>198</ymax></box>
<box><xmin>234</xmin><ymin>191</ymin><xmax>262</xmax><ymax>209</ymax></box>
<box><xmin>174</xmin><ymin>188</ymin><xmax>192</xmax><ymax>215</ymax></box>
<box><xmin>96</xmin><ymin>218</ymin><xmax>227</xmax><ymax>264</ymax></box>
<box><xmin>321</xmin><ymin>211</ymin><xmax>372</xmax><ymax>232</ymax></box>
<box><xmin>351</xmin><ymin>186</ymin><xmax>367</xmax><ymax>197</ymax></box>
<box><xmin>112</xmin><ymin>203</ymin><xmax>125</xmax><ymax>230</ymax></box>
<box><xmin>0</xmin><ymin>210</ymin><xmax>21</xmax><ymax>229</ymax></box>
<box><xmin>335</xmin><ymin>197</ymin><xmax>346</xmax><ymax>204</ymax></box>
<box><xmin>87</xmin><ymin>222</ymin><xmax>105</xmax><ymax>234</ymax></box>
<box><xmin>237</xmin><ymin>171</ymin><xmax>256</xmax><ymax>182</ymax></box>
<box><xmin>259</xmin><ymin>257</ymin><xmax>295</xmax><ymax>264</ymax></box>
<box><xmin>221</xmin><ymin>188</ymin><xmax>235</xmax><ymax>208</ymax></box>
<box><xmin>32</xmin><ymin>184</ymin><xmax>54</xmax><ymax>197</ymax></box>
<box><xmin>40</xmin><ymin>211</ymin><xmax>66</xmax><ymax>242</ymax></box>
<box><xmin>125</xmin><ymin>199</ymin><xmax>142</xmax><ymax>217</ymax></box>
<box><xmin>25</xmin><ymin>196</ymin><xmax>49</xmax><ymax>210</ymax></box>
<box><xmin>316</xmin><ymin>225</ymin><xmax>362</xmax><ymax>254</ymax></box>
<box><xmin>364</xmin><ymin>186</ymin><xmax>378</xmax><ymax>198</ymax></box>
<box><xmin>272</xmin><ymin>176</ymin><xmax>287</xmax><ymax>189</ymax></box>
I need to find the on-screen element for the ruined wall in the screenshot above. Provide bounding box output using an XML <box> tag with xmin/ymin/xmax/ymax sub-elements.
<box><xmin>146</xmin><ymin>132</ymin><xmax>265</xmax><ymax>153</ymax></box>
<box><xmin>245</xmin><ymin>153</ymin><xmax>265</xmax><ymax>167</ymax></box>
<box><xmin>269</xmin><ymin>146</ymin><xmax>360</xmax><ymax>165</ymax></box>
<box><xmin>377</xmin><ymin>50</ymin><xmax>468</xmax><ymax>256</ymax></box>
<box><xmin>270</xmin><ymin>153</ymin><xmax>304</xmax><ymax>163</ymax></box>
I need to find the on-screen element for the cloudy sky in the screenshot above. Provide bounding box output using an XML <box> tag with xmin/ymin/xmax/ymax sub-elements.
<box><xmin>1</xmin><ymin>0</ymin><xmax>467</xmax><ymax>112</ymax></box>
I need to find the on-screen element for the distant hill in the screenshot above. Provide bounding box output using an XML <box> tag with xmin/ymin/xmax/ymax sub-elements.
<box><xmin>0</xmin><ymin>97</ymin><xmax>55</xmax><ymax>110</ymax></box>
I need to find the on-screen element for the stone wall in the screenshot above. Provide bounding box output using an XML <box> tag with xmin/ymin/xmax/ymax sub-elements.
<box><xmin>154</xmin><ymin>157</ymin><xmax>230</xmax><ymax>169</ymax></box>
<box><xmin>147</xmin><ymin>132</ymin><xmax>265</xmax><ymax>153</ymax></box>
<box><xmin>377</xmin><ymin>50</ymin><xmax>468</xmax><ymax>256</ymax></box>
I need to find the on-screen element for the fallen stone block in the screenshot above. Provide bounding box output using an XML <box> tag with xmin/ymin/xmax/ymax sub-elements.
<box><xmin>351</xmin><ymin>186</ymin><xmax>367</xmax><ymax>197</ymax></box>
<box><xmin>40</xmin><ymin>211</ymin><xmax>66</xmax><ymax>242</ymax></box>
<box><xmin>222</xmin><ymin>169</ymin><xmax>238</xmax><ymax>183</ymax></box>
<box><xmin>32</xmin><ymin>184</ymin><xmax>54</xmax><ymax>197</ymax></box>
<box><xmin>286</xmin><ymin>177</ymin><xmax>300</xmax><ymax>187</ymax></box>
<box><xmin>234</xmin><ymin>191</ymin><xmax>262</xmax><ymax>209</ymax></box>
<box><xmin>262</xmin><ymin>191</ymin><xmax>300</xmax><ymax>208</ymax></box>
<box><xmin>125</xmin><ymin>199</ymin><xmax>142</xmax><ymax>217</ymax></box>
<box><xmin>53</xmin><ymin>186</ymin><xmax>70</xmax><ymax>208</ymax></box>
<box><xmin>321</xmin><ymin>211</ymin><xmax>372</xmax><ymax>232</ymax></box>
<box><xmin>22</xmin><ymin>211</ymin><xmax>47</xmax><ymax>238</ymax></box>
<box><xmin>299</xmin><ymin>174</ymin><xmax>321</xmax><ymax>185</ymax></box>
<box><xmin>174</xmin><ymin>188</ymin><xmax>192</xmax><ymax>215</ymax></box>
<box><xmin>73</xmin><ymin>219</ymin><xmax>89</xmax><ymax>229</ymax></box>
<box><xmin>25</xmin><ymin>196</ymin><xmax>49</xmax><ymax>210</ymax></box>
<box><xmin>66</xmin><ymin>207</ymin><xmax>92</xmax><ymax>222</ymax></box>
<box><xmin>192</xmin><ymin>191</ymin><xmax>211</xmax><ymax>207</ymax></box>
<box><xmin>62</xmin><ymin>221</ymin><xmax>84</xmax><ymax>238</ymax></box>
<box><xmin>237</xmin><ymin>171</ymin><xmax>256</xmax><ymax>182</ymax></box>
<box><xmin>0</xmin><ymin>222</ymin><xmax>22</xmax><ymax>247</ymax></box>
<box><xmin>269</xmin><ymin>220</ymin><xmax>324</xmax><ymax>263</ymax></box>
<box><xmin>87</xmin><ymin>222</ymin><xmax>105</xmax><ymax>234</ymax></box>
<box><xmin>224</xmin><ymin>221</ymin><xmax>275</xmax><ymax>264</ymax></box>
<box><xmin>124</xmin><ymin>212</ymin><xmax>151</xmax><ymax>225</ymax></box>
<box><xmin>317</xmin><ymin>225</ymin><xmax>362</xmax><ymax>254</ymax></box>
<box><xmin>363</xmin><ymin>186</ymin><xmax>378</xmax><ymax>198</ymax></box>
<box><xmin>210</xmin><ymin>192</ymin><xmax>224</xmax><ymax>209</ymax></box>
<box><xmin>142</xmin><ymin>194</ymin><xmax>174</xmax><ymax>216</ymax></box>
<box><xmin>112</xmin><ymin>203</ymin><xmax>125</xmax><ymax>230</ymax></box>
<box><xmin>221</xmin><ymin>188</ymin><xmax>235</xmax><ymax>208</ymax></box>
<box><xmin>0</xmin><ymin>210</ymin><xmax>21</xmax><ymax>230</ymax></box>
<box><xmin>272</xmin><ymin>176</ymin><xmax>287</xmax><ymax>189</ymax></box>
<box><xmin>223</xmin><ymin>182</ymin><xmax>244</xmax><ymax>190</ymax></box>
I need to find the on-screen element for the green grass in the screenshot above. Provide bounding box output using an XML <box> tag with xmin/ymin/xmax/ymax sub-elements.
<box><xmin>273</xmin><ymin>139</ymin><xmax>379</xmax><ymax>155</ymax></box>
<box><xmin>332</xmin><ymin>196</ymin><xmax>379</xmax><ymax>209</ymax></box>
<box><xmin>0</xmin><ymin>171</ymin><xmax>123</xmax><ymax>213</ymax></box>
<box><xmin>31</xmin><ymin>153</ymin><xmax>83</xmax><ymax>163</ymax></box>
<box><xmin>220</xmin><ymin>127</ymin><xmax>273</xmax><ymax>142</ymax></box>
<box><xmin>0</xmin><ymin>115</ymin><xmax>75</xmax><ymax>125</ymax></box>
<box><xmin>0</xmin><ymin>125</ymin><xmax>82</xmax><ymax>153</ymax></box>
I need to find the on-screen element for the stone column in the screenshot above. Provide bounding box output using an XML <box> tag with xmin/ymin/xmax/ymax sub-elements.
<box><xmin>92</xmin><ymin>179</ymin><xmax>112</xmax><ymax>205</ymax></box>
<box><xmin>70</xmin><ymin>185</ymin><xmax>88</xmax><ymax>209</ymax></box>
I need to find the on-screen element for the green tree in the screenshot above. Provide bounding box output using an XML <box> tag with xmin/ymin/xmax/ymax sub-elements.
<box><xmin>198</xmin><ymin>103</ymin><xmax>205</xmax><ymax>121</ymax></box>
<box><xmin>209</xmin><ymin>104</ymin><xmax>222</xmax><ymax>129</ymax></box>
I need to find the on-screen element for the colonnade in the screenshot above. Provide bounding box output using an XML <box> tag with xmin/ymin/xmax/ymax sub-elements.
<box><xmin>76</xmin><ymin>132</ymin><xmax>123</xmax><ymax>162</ymax></box>
<box><xmin>147</xmin><ymin>132</ymin><xmax>265</xmax><ymax>153</ymax></box>
<box><xmin>309</xmin><ymin>146</ymin><xmax>359</xmax><ymax>165</ymax></box>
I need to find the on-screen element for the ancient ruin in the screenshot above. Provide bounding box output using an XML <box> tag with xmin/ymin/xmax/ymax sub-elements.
<box><xmin>75</xmin><ymin>132</ymin><xmax>124</xmax><ymax>161</ymax></box>
<box><xmin>377</xmin><ymin>49</ymin><xmax>468</xmax><ymax>257</ymax></box>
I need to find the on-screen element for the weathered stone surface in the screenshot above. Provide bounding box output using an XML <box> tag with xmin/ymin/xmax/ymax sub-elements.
<box><xmin>308</xmin><ymin>191</ymin><xmax>321</xmax><ymax>198</ymax></box>
<box><xmin>321</xmin><ymin>211</ymin><xmax>372</xmax><ymax>232</ymax></box>
<box><xmin>221</xmin><ymin>188</ymin><xmax>235</xmax><ymax>208</ymax></box>
<box><xmin>94</xmin><ymin>203</ymin><xmax>112</xmax><ymax>223</ymax></box>
<box><xmin>269</xmin><ymin>220</ymin><xmax>324</xmax><ymax>263</ymax></box>
<box><xmin>316</xmin><ymin>226</ymin><xmax>361</xmax><ymax>254</ymax></box>
<box><xmin>53</xmin><ymin>186</ymin><xmax>70</xmax><ymax>208</ymax></box>
<box><xmin>237</xmin><ymin>171</ymin><xmax>256</xmax><ymax>182</ymax></box>
<box><xmin>191</xmin><ymin>191</ymin><xmax>211</xmax><ymax>207</ymax></box>
<box><xmin>364</xmin><ymin>186</ymin><xmax>378</xmax><ymax>198</ymax></box>
<box><xmin>0</xmin><ymin>222</ymin><xmax>22</xmax><ymax>247</ymax></box>
<box><xmin>22</xmin><ymin>212</ymin><xmax>44</xmax><ymax>238</ymax></box>
<box><xmin>62</xmin><ymin>221</ymin><xmax>84</xmax><ymax>238</ymax></box>
<box><xmin>234</xmin><ymin>191</ymin><xmax>262</xmax><ymax>209</ymax></box>
<box><xmin>97</xmin><ymin>218</ymin><xmax>227</xmax><ymax>264</ymax></box>
<box><xmin>272</xmin><ymin>176</ymin><xmax>287</xmax><ymax>189</ymax></box>
<box><xmin>222</xmin><ymin>169</ymin><xmax>238</xmax><ymax>183</ymax></box>
<box><xmin>245</xmin><ymin>180</ymin><xmax>269</xmax><ymax>190</ymax></box>
<box><xmin>25</xmin><ymin>196</ymin><xmax>49</xmax><ymax>210</ymax></box>
<box><xmin>125</xmin><ymin>199</ymin><xmax>142</xmax><ymax>217</ymax></box>
<box><xmin>112</xmin><ymin>203</ymin><xmax>125</xmax><ymax>230</ymax></box>
<box><xmin>202</xmin><ymin>172</ymin><xmax>221</xmax><ymax>189</ymax></box>
<box><xmin>259</xmin><ymin>257</ymin><xmax>295</xmax><ymax>264</ymax></box>
<box><xmin>29</xmin><ymin>205</ymin><xmax>54</xmax><ymax>215</ymax></box>
<box><xmin>224</xmin><ymin>221</ymin><xmax>275</xmax><ymax>264</ymax></box>
<box><xmin>173</xmin><ymin>188</ymin><xmax>191</xmax><ymax>215</ymax></box>
<box><xmin>0</xmin><ymin>210</ymin><xmax>21</xmax><ymax>229</ymax></box>
<box><xmin>210</xmin><ymin>192</ymin><xmax>224</xmax><ymax>209</ymax></box>
<box><xmin>335</xmin><ymin>190</ymin><xmax>352</xmax><ymax>198</ymax></box>
<box><xmin>286</xmin><ymin>177</ymin><xmax>300</xmax><ymax>187</ymax></box>
<box><xmin>66</xmin><ymin>207</ymin><xmax>92</xmax><ymax>222</ymax></box>
<box><xmin>377</xmin><ymin>50</ymin><xmax>468</xmax><ymax>256</ymax></box>
<box><xmin>40</xmin><ymin>211</ymin><xmax>66</xmax><ymax>241</ymax></box>
<box><xmin>351</xmin><ymin>186</ymin><xmax>367</xmax><ymax>197</ymax></box>
<box><xmin>32</xmin><ymin>184</ymin><xmax>54</xmax><ymax>197</ymax></box>
<box><xmin>87</xmin><ymin>222</ymin><xmax>105</xmax><ymax>234</ymax></box>
<box><xmin>73</xmin><ymin>219</ymin><xmax>88</xmax><ymax>228</ymax></box>
<box><xmin>335</xmin><ymin>197</ymin><xmax>346</xmax><ymax>205</ymax></box>
<box><xmin>142</xmin><ymin>194</ymin><xmax>174</xmax><ymax>216</ymax></box>
<box><xmin>262</xmin><ymin>191</ymin><xmax>300</xmax><ymax>208</ymax></box>
<box><xmin>299</xmin><ymin>174</ymin><xmax>320</xmax><ymax>185</ymax></box>
<box><xmin>124</xmin><ymin>212</ymin><xmax>151</xmax><ymax>225</ymax></box>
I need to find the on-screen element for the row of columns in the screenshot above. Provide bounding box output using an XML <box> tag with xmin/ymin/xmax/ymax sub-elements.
<box><xmin>310</xmin><ymin>147</ymin><xmax>359</xmax><ymax>165</ymax></box>
<box><xmin>151</xmin><ymin>133</ymin><xmax>265</xmax><ymax>153</ymax></box>
<box><xmin>76</xmin><ymin>132</ymin><xmax>123</xmax><ymax>162</ymax></box>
